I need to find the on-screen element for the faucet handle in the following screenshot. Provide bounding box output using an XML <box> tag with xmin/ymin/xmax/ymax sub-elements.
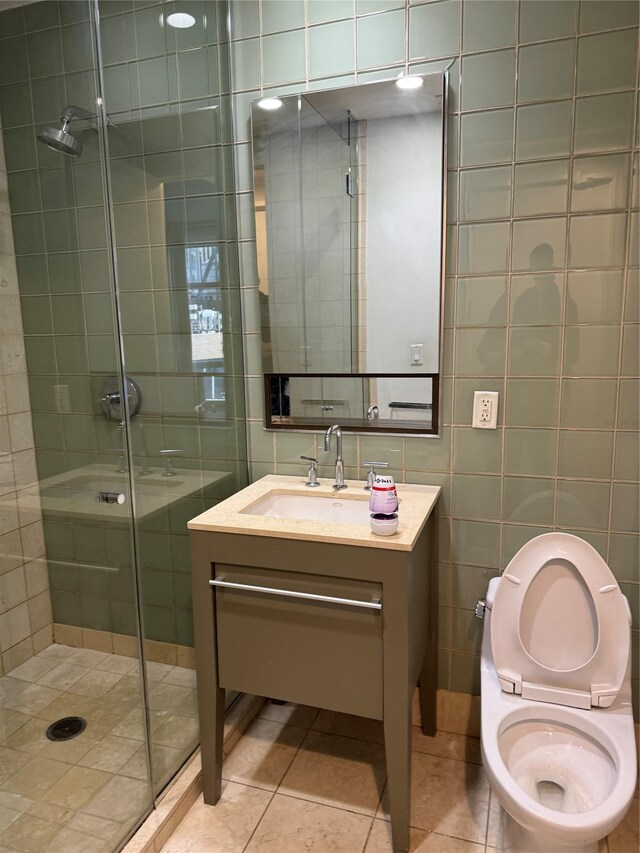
<box><xmin>160</xmin><ymin>449</ymin><xmax>182</xmax><ymax>477</ymax></box>
<box><xmin>362</xmin><ymin>460</ymin><xmax>389</xmax><ymax>490</ymax></box>
<box><xmin>301</xmin><ymin>455</ymin><xmax>320</xmax><ymax>487</ymax></box>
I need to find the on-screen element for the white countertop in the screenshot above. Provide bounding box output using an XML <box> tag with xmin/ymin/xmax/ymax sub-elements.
<box><xmin>188</xmin><ymin>474</ymin><xmax>440</xmax><ymax>551</ymax></box>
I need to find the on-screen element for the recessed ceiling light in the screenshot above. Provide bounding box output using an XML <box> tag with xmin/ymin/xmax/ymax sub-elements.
<box><xmin>166</xmin><ymin>12</ymin><xmax>196</xmax><ymax>28</ymax></box>
<box><xmin>395</xmin><ymin>74</ymin><xmax>423</xmax><ymax>90</ymax></box>
<box><xmin>257</xmin><ymin>97</ymin><xmax>283</xmax><ymax>111</ymax></box>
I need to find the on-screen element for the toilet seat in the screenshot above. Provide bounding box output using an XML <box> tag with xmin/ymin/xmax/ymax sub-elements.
<box><xmin>491</xmin><ymin>533</ymin><xmax>631</xmax><ymax>709</ymax></box>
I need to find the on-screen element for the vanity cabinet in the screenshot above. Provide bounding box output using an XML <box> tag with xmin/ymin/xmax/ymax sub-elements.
<box><xmin>189</xmin><ymin>483</ymin><xmax>438</xmax><ymax>853</ymax></box>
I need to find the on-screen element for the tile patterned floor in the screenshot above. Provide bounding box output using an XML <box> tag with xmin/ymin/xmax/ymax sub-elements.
<box><xmin>0</xmin><ymin>644</ymin><xmax>198</xmax><ymax>853</ymax></box>
<box><xmin>161</xmin><ymin>702</ymin><xmax>640</xmax><ymax>853</ymax></box>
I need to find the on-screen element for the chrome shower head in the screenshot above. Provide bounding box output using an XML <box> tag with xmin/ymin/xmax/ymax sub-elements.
<box><xmin>37</xmin><ymin>122</ymin><xmax>82</xmax><ymax>157</ymax></box>
<box><xmin>36</xmin><ymin>105</ymin><xmax>96</xmax><ymax>158</ymax></box>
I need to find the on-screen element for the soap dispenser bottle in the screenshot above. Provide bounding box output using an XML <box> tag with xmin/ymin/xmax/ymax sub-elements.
<box><xmin>369</xmin><ymin>473</ymin><xmax>399</xmax><ymax>536</ymax></box>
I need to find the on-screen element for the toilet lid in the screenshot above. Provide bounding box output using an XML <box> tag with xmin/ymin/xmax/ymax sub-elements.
<box><xmin>491</xmin><ymin>533</ymin><xmax>631</xmax><ymax>709</ymax></box>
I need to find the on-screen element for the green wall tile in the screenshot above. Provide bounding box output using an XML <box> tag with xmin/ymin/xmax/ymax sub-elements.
<box><xmin>614</xmin><ymin>431</ymin><xmax>640</xmax><ymax>482</ymax></box>
<box><xmin>510</xmin><ymin>275</ymin><xmax>562</xmax><ymax>325</ymax></box>
<box><xmin>558</xmin><ymin>429</ymin><xmax>613</xmax><ymax>480</ymax></box>
<box><xmin>621</xmin><ymin>324</ymin><xmax>639</xmax><ymax>377</ymax></box>
<box><xmin>574</xmin><ymin>91</ymin><xmax>635</xmax><ymax>154</ymax></box>
<box><xmin>611</xmin><ymin>482</ymin><xmax>640</xmax><ymax>532</ymax></box>
<box><xmin>609</xmin><ymin>533</ymin><xmax>639</xmax><ymax>583</ymax></box>
<box><xmin>560</xmin><ymin>379</ymin><xmax>617</xmax><ymax>429</ymax></box>
<box><xmin>459</xmin><ymin>166</ymin><xmax>511</xmax><ymax>222</ymax></box>
<box><xmin>357</xmin><ymin>9</ymin><xmax>405</xmax><ymax>69</ymax></box>
<box><xmin>515</xmin><ymin>100</ymin><xmax>573</xmax><ymax>161</ymax></box>
<box><xmin>579</xmin><ymin>0</ymin><xmax>638</xmax><ymax>33</ymax></box>
<box><xmin>462</xmin><ymin>0</ymin><xmax>514</xmax><ymax>52</ymax></box>
<box><xmin>263</xmin><ymin>29</ymin><xmax>306</xmax><ymax>85</ymax></box>
<box><xmin>7</xmin><ymin>170</ymin><xmax>41</xmax><ymax>213</ymax></box>
<box><xmin>556</xmin><ymin>479</ymin><xmax>611</xmax><ymax>529</ymax></box>
<box><xmin>504</xmin><ymin>428</ymin><xmax>556</xmax><ymax>477</ymax></box>
<box><xmin>504</xmin><ymin>476</ymin><xmax>554</xmax><ymax>524</ymax></box>
<box><xmin>513</xmin><ymin>160</ymin><xmax>569</xmax><ymax>217</ymax></box>
<box><xmin>455</xmin><ymin>276</ymin><xmax>507</xmax><ymax>326</ymax></box>
<box><xmin>451</xmin><ymin>473</ymin><xmax>501</xmax><ymax>520</ymax></box>
<box><xmin>460</xmin><ymin>109</ymin><xmax>513</xmax><ymax>167</ymax></box>
<box><xmin>405</xmin><ymin>428</ymin><xmax>451</xmax><ymax>472</ymax></box>
<box><xmin>501</xmin><ymin>523</ymin><xmax>551</xmax><ymax>565</ymax></box>
<box><xmin>461</xmin><ymin>49</ymin><xmax>515</xmax><ymax>111</ymax></box>
<box><xmin>410</xmin><ymin>0</ymin><xmax>461</xmax><ymax>60</ymax></box>
<box><xmin>511</xmin><ymin>217</ymin><xmax>566</xmax><ymax>273</ymax></box>
<box><xmin>506</xmin><ymin>378</ymin><xmax>559</xmax><ymax>427</ymax></box>
<box><xmin>566</xmin><ymin>270</ymin><xmax>625</xmax><ymax>323</ymax></box>
<box><xmin>517</xmin><ymin>39</ymin><xmax>575</xmax><ymax>104</ymax></box>
<box><xmin>451</xmin><ymin>518</ymin><xmax>500</xmax><ymax>568</ymax></box>
<box><xmin>455</xmin><ymin>328</ymin><xmax>506</xmax><ymax>376</ymax></box>
<box><xmin>309</xmin><ymin>19</ymin><xmax>355</xmax><ymax>78</ymax></box>
<box><xmin>572</xmin><ymin>153</ymin><xmax>631</xmax><ymax>213</ymax></box>
<box><xmin>577</xmin><ymin>29</ymin><xmax>638</xmax><ymax>96</ymax></box>
<box><xmin>519</xmin><ymin>0</ymin><xmax>577</xmax><ymax>43</ymax></box>
<box><xmin>458</xmin><ymin>221</ymin><xmax>510</xmax><ymax>275</ymax></box>
<box><xmin>563</xmin><ymin>325</ymin><xmax>621</xmax><ymax>376</ymax></box>
<box><xmin>508</xmin><ymin>327</ymin><xmax>561</xmax><ymax>376</ymax></box>
<box><xmin>452</xmin><ymin>427</ymin><xmax>502</xmax><ymax>473</ymax></box>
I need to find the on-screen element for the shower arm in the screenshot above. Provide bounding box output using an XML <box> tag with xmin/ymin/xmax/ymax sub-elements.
<box><xmin>59</xmin><ymin>105</ymin><xmax>111</xmax><ymax>130</ymax></box>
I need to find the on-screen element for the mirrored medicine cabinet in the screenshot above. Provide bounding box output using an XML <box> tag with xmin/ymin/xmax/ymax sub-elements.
<box><xmin>250</xmin><ymin>71</ymin><xmax>447</xmax><ymax>435</ymax></box>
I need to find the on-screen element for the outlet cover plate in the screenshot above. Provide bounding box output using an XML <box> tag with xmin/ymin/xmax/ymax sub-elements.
<box><xmin>472</xmin><ymin>391</ymin><xmax>499</xmax><ymax>429</ymax></box>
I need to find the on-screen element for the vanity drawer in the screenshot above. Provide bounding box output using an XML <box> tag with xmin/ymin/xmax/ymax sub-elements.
<box><xmin>213</xmin><ymin>564</ymin><xmax>383</xmax><ymax>719</ymax></box>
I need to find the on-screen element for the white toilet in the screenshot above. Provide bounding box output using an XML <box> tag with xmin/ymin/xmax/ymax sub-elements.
<box><xmin>479</xmin><ymin>532</ymin><xmax>637</xmax><ymax>853</ymax></box>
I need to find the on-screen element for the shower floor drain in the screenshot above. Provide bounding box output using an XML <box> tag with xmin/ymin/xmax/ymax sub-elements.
<box><xmin>46</xmin><ymin>716</ymin><xmax>86</xmax><ymax>742</ymax></box>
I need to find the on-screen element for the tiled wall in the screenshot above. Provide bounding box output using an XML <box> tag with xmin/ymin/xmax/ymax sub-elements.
<box><xmin>229</xmin><ymin>0</ymin><xmax>639</xmax><ymax>711</ymax></box>
<box><xmin>0</xmin><ymin>118</ymin><xmax>52</xmax><ymax>675</ymax></box>
<box><xmin>0</xmin><ymin>0</ymin><xmax>246</xmax><ymax>650</ymax></box>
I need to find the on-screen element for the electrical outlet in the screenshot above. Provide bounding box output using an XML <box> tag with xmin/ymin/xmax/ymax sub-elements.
<box><xmin>472</xmin><ymin>391</ymin><xmax>498</xmax><ymax>429</ymax></box>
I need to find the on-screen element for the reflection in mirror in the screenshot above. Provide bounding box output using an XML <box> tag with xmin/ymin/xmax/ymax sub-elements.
<box><xmin>251</xmin><ymin>72</ymin><xmax>447</xmax><ymax>434</ymax></box>
<box><xmin>267</xmin><ymin>375</ymin><xmax>437</xmax><ymax>433</ymax></box>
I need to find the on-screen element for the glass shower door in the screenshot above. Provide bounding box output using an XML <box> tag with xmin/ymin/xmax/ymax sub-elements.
<box><xmin>0</xmin><ymin>0</ymin><xmax>154</xmax><ymax>848</ymax></box>
<box><xmin>97</xmin><ymin>0</ymin><xmax>247</xmax><ymax>795</ymax></box>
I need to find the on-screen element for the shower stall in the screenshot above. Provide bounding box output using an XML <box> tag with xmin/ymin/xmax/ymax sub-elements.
<box><xmin>0</xmin><ymin>1</ymin><xmax>246</xmax><ymax>849</ymax></box>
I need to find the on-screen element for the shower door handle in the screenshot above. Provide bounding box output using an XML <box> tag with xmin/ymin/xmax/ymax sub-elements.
<box><xmin>96</xmin><ymin>491</ymin><xmax>126</xmax><ymax>505</ymax></box>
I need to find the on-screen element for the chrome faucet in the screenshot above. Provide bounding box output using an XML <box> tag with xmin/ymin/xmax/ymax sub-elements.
<box><xmin>324</xmin><ymin>424</ymin><xmax>347</xmax><ymax>490</ymax></box>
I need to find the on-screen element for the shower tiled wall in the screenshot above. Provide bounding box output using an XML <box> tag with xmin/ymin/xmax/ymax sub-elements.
<box><xmin>0</xmin><ymin>119</ymin><xmax>52</xmax><ymax>675</ymax></box>
<box><xmin>0</xmin><ymin>0</ymin><xmax>246</xmax><ymax>653</ymax></box>
<box><xmin>229</xmin><ymin>0</ymin><xmax>639</xmax><ymax>712</ymax></box>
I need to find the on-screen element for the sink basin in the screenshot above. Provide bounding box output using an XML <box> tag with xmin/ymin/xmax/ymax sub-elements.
<box><xmin>242</xmin><ymin>492</ymin><xmax>371</xmax><ymax>526</ymax></box>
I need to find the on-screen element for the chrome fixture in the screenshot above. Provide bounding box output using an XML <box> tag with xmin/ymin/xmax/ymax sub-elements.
<box><xmin>160</xmin><ymin>449</ymin><xmax>182</xmax><ymax>477</ymax></box>
<box><xmin>100</xmin><ymin>376</ymin><xmax>142</xmax><ymax>421</ymax></box>
<box><xmin>324</xmin><ymin>424</ymin><xmax>346</xmax><ymax>490</ymax></box>
<box><xmin>37</xmin><ymin>104</ymin><xmax>98</xmax><ymax>158</ymax></box>
<box><xmin>475</xmin><ymin>599</ymin><xmax>486</xmax><ymax>619</ymax></box>
<box><xmin>118</xmin><ymin>455</ymin><xmax>126</xmax><ymax>474</ymax></box>
<box><xmin>300</xmin><ymin>455</ymin><xmax>320</xmax><ymax>487</ymax></box>
<box><xmin>366</xmin><ymin>405</ymin><xmax>379</xmax><ymax>420</ymax></box>
<box><xmin>96</xmin><ymin>491</ymin><xmax>126</xmax><ymax>505</ymax></box>
<box><xmin>362</xmin><ymin>461</ymin><xmax>389</xmax><ymax>491</ymax></box>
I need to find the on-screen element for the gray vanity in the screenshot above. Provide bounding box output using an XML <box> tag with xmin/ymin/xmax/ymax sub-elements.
<box><xmin>188</xmin><ymin>475</ymin><xmax>440</xmax><ymax>853</ymax></box>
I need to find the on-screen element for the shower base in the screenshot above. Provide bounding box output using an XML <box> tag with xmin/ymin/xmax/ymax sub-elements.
<box><xmin>0</xmin><ymin>644</ymin><xmax>198</xmax><ymax>852</ymax></box>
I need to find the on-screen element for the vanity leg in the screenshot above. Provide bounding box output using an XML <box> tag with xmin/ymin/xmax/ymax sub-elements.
<box><xmin>384</xmin><ymin>694</ymin><xmax>412</xmax><ymax>853</ymax></box>
<box><xmin>191</xmin><ymin>535</ymin><xmax>224</xmax><ymax>805</ymax></box>
<box><xmin>419</xmin><ymin>512</ymin><xmax>438</xmax><ymax>737</ymax></box>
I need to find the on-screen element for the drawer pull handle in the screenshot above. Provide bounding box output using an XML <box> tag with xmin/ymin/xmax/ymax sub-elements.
<box><xmin>209</xmin><ymin>577</ymin><xmax>382</xmax><ymax>611</ymax></box>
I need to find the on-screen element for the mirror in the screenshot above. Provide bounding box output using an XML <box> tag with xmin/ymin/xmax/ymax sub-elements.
<box><xmin>251</xmin><ymin>72</ymin><xmax>447</xmax><ymax>434</ymax></box>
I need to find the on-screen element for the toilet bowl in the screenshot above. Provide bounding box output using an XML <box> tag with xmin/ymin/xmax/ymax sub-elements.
<box><xmin>480</xmin><ymin>533</ymin><xmax>637</xmax><ymax>853</ymax></box>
